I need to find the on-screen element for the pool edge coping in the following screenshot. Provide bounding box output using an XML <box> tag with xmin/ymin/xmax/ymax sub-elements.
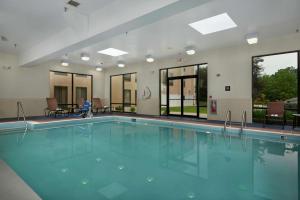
<box><xmin>0</xmin><ymin>160</ymin><xmax>42</xmax><ymax>200</ymax></box>
<box><xmin>29</xmin><ymin>115</ymin><xmax>300</xmax><ymax>137</ymax></box>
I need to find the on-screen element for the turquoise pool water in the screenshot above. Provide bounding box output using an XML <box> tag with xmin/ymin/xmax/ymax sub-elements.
<box><xmin>0</xmin><ymin>119</ymin><xmax>299</xmax><ymax>200</ymax></box>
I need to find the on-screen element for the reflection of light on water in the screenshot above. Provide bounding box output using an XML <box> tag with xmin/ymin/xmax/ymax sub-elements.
<box><xmin>146</xmin><ymin>176</ymin><xmax>154</xmax><ymax>183</ymax></box>
<box><xmin>81</xmin><ymin>179</ymin><xmax>89</xmax><ymax>185</ymax></box>
<box><xmin>96</xmin><ymin>157</ymin><xmax>102</xmax><ymax>163</ymax></box>
<box><xmin>187</xmin><ymin>192</ymin><xmax>195</xmax><ymax>199</ymax></box>
<box><xmin>118</xmin><ymin>165</ymin><xmax>125</xmax><ymax>170</ymax></box>
<box><xmin>206</xmin><ymin>131</ymin><xmax>211</xmax><ymax>134</ymax></box>
<box><xmin>61</xmin><ymin>168</ymin><xmax>69</xmax><ymax>173</ymax></box>
<box><xmin>144</xmin><ymin>123</ymin><xmax>148</xmax><ymax>125</ymax></box>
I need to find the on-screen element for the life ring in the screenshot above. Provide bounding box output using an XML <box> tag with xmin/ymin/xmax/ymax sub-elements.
<box><xmin>142</xmin><ymin>86</ymin><xmax>151</xmax><ymax>100</ymax></box>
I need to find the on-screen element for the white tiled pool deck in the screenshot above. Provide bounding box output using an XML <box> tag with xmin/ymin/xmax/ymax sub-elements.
<box><xmin>0</xmin><ymin>160</ymin><xmax>41</xmax><ymax>200</ymax></box>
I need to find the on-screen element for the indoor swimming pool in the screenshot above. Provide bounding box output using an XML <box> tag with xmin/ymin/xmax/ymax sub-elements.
<box><xmin>0</xmin><ymin>117</ymin><xmax>299</xmax><ymax>200</ymax></box>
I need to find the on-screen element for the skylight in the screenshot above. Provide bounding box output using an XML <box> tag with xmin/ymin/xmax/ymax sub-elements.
<box><xmin>97</xmin><ymin>48</ymin><xmax>128</xmax><ymax>57</ymax></box>
<box><xmin>189</xmin><ymin>13</ymin><xmax>237</xmax><ymax>35</ymax></box>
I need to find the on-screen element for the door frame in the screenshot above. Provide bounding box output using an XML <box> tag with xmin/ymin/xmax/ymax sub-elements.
<box><xmin>167</xmin><ymin>75</ymin><xmax>199</xmax><ymax>117</ymax></box>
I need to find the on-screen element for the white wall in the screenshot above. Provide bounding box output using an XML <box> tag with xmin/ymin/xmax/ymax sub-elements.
<box><xmin>104</xmin><ymin>33</ymin><xmax>300</xmax><ymax>123</ymax></box>
<box><xmin>1</xmin><ymin>33</ymin><xmax>299</xmax><ymax>121</ymax></box>
<box><xmin>0</xmin><ymin>53</ymin><xmax>105</xmax><ymax>118</ymax></box>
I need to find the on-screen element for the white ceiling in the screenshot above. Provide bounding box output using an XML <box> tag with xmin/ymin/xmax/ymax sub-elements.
<box><xmin>67</xmin><ymin>0</ymin><xmax>300</xmax><ymax>68</ymax></box>
<box><xmin>0</xmin><ymin>0</ymin><xmax>116</xmax><ymax>53</ymax></box>
<box><xmin>0</xmin><ymin>0</ymin><xmax>300</xmax><ymax>67</ymax></box>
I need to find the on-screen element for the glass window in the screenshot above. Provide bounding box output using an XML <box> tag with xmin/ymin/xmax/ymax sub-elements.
<box><xmin>252</xmin><ymin>52</ymin><xmax>299</xmax><ymax>124</ymax></box>
<box><xmin>76</xmin><ymin>87</ymin><xmax>87</xmax><ymax>103</ymax></box>
<box><xmin>160</xmin><ymin>69</ymin><xmax>167</xmax><ymax>106</ymax></box>
<box><xmin>124</xmin><ymin>89</ymin><xmax>131</xmax><ymax>104</ymax></box>
<box><xmin>168</xmin><ymin>65</ymin><xmax>197</xmax><ymax>77</ymax></box>
<box><xmin>198</xmin><ymin>64</ymin><xmax>208</xmax><ymax>118</ymax></box>
<box><xmin>54</xmin><ymin>86</ymin><xmax>68</xmax><ymax>104</ymax></box>
<box><xmin>73</xmin><ymin>74</ymin><xmax>92</xmax><ymax>104</ymax></box>
<box><xmin>111</xmin><ymin>73</ymin><xmax>137</xmax><ymax>113</ymax></box>
<box><xmin>49</xmin><ymin>71</ymin><xmax>72</xmax><ymax>105</ymax></box>
<box><xmin>49</xmin><ymin>71</ymin><xmax>92</xmax><ymax>109</ymax></box>
<box><xmin>124</xmin><ymin>74</ymin><xmax>131</xmax><ymax>82</ymax></box>
<box><xmin>111</xmin><ymin>75</ymin><xmax>123</xmax><ymax>105</ymax></box>
<box><xmin>124</xmin><ymin>73</ymin><xmax>137</xmax><ymax>105</ymax></box>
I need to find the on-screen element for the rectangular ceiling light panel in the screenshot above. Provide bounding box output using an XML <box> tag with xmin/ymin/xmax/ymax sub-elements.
<box><xmin>189</xmin><ymin>13</ymin><xmax>237</xmax><ymax>35</ymax></box>
<box><xmin>97</xmin><ymin>48</ymin><xmax>128</xmax><ymax>57</ymax></box>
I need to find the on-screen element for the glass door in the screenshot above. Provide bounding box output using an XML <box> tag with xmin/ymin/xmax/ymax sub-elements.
<box><xmin>168</xmin><ymin>79</ymin><xmax>181</xmax><ymax>115</ymax></box>
<box><xmin>183</xmin><ymin>77</ymin><xmax>197</xmax><ymax>117</ymax></box>
<box><xmin>167</xmin><ymin>76</ymin><xmax>198</xmax><ymax>117</ymax></box>
<box><xmin>161</xmin><ymin>64</ymin><xmax>207</xmax><ymax>119</ymax></box>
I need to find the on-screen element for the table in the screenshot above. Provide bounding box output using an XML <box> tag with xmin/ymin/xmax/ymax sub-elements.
<box><xmin>58</xmin><ymin>104</ymin><xmax>78</xmax><ymax>113</ymax></box>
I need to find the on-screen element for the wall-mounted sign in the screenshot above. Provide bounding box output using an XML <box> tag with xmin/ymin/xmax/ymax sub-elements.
<box><xmin>210</xmin><ymin>99</ymin><xmax>217</xmax><ymax>114</ymax></box>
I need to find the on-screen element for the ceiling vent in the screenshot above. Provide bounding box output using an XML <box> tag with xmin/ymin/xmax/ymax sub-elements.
<box><xmin>1</xmin><ymin>36</ymin><xmax>8</xmax><ymax>42</ymax></box>
<box><xmin>67</xmin><ymin>0</ymin><xmax>80</xmax><ymax>7</ymax></box>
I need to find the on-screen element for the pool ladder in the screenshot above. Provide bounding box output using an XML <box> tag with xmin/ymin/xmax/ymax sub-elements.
<box><xmin>240</xmin><ymin>110</ymin><xmax>247</xmax><ymax>133</ymax></box>
<box><xmin>224</xmin><ymin>110</ymin><xmax>232</xmax><ymax>131</ymax></box>
<box><xmin>17</xmin><ymin>101</ymin><xmax>28</xmax><ymax>131</ymax></box>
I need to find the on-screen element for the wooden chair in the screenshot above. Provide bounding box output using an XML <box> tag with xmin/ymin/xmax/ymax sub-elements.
<box><xmin>45</xmin><ymin>98</ymin><xmax>68</xmax><ymax>117</ymax></box>
<box><xmin>264</xmin><ymin>101</ymin><xmax>286</xmax><ymax>129</ymax></box>
<box><xmin>92</xmin><ymin>98</ymin><xmax>109</xmax><ymax>114</ymax></box>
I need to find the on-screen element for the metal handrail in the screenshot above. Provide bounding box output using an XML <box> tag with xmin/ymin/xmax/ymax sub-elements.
<box><xmin>17</xmin><ymin>101</ymin><xmax>28</xmax><ymax>131</ymax></box>
<box><xmin>224</xmin><ymin>110</ymin><xmax>232</xmax><ymax>131</ymax></box>
<box><xmin>241</xmin><ymin>110</ymin><xmax>247</xmax><ymax>132</ymax></box>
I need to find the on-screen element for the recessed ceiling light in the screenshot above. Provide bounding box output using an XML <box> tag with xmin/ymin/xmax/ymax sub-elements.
<box><xmin>146</xmin><ymin>56</ymin><xmax>154</xmax><ymax>63</ymax></box>
<box><xmin>96</xmin><ymin>67</ymin><xmax>103</xmax><ymax>71</ymax></box>
<box><xmin>117</xmin><ymin>63</ymin><xmax>125</xmax><ymax>68</ymax></box>
<box><xmin>246</xmin><ymin>33</ymin><xmax>258</xmax><ymax>45</ymax></box>
<box><xmin>81</xmin><ymin>53</ymin><xmax>90</xmax><ymax>61</ymax></box>
<box><xmin>61</xmin><ymin>61</ymin><xmax>69</xmax><ymax>67</ymax></box>
<box><xmin>189</xmin><ymin>13</ymin><xmax>237</xmax><ymax>35</ymax></box>
<box><xmin>98</xmin><ymin>48</ymin><xmax>128</xmax><ymax>57</ymax></box>
<box><xmin>186</xmin><ymin>49</ymin><xmax>196</xmax><ymax>55</ymax></box>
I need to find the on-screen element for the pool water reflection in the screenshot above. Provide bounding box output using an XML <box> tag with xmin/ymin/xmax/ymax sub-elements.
<box><xmin>0</xmin><ymin>121</ymin><xmax>298</xmax><ymax>200</ymax></box>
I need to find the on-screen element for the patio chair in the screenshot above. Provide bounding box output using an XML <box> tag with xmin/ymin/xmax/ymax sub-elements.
<box><xmin>45</xmin><ymin>98</ymin><xmax>68</xmax><ymax>117</ymax></box>
<box><xmin>264</xmin><ymin>101</ymin><xmax>286</xmax><ymax>129</ymax></box>
<box><xmin>92</xmin><ymin>98</ymin><xmax>109</xmax><ymax>114</ymax></box>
